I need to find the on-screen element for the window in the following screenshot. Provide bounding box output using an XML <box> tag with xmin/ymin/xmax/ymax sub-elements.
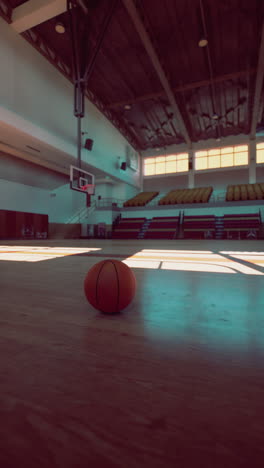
<box><xmin>234</xmin><ymin>145</ymin><xmax>248</xmax><ymax>165</ymax></box>
<box><xmin>144</xmin><ymin>153</ymin><xmax>188</xmax><ymax>176</ymax></box>
<box><xmin>257</xmin><ymin>142</ymin><xmax>264</xmax><ymax>163</ymax></box>
<box><xmin>144</xmin><ymin>158</ymin><xmax>155</xmax><ymax>176</ymax></box>
<box><xmin>195</xmin><ymin>145</ymin><xmax>248</xmax><ymax>170</ymax></box>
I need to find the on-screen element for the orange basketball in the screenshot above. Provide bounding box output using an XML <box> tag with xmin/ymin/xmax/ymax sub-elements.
<box><xmin>84</xmin><ymin>259</ymin><xmax>136</xmax><ymax>314</ymax></box>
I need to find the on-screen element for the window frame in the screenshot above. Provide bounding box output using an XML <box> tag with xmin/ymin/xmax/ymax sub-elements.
<box><xmin>256</xmin><ymin>142</ymin><xmax>264</xmax><ymax>164</ymax></box>
<box><xmin>195</xmin><ymin>145</ymin><xmax>248</xmax><ymax>171</ymax></box>
<box><xmin>144</xmin><ymin>153</ymin><xmax>189</xmax><ymax>176</ymax></box>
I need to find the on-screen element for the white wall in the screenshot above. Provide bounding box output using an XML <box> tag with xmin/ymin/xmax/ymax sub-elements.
<box><xmin>112</xmin><ymin>182</ymin><xmax>139</xmax><ymax>201</ymax></box>
<box><xmin>0</xmin><ymin>177</ymin><xmax>86</xmax><ymax>223</ymax></box>
<box><xmin>0</xmin><ymin>178</ymin><xmax>49</xmax><ymax>214</ymax></box>
<box><xmin>87</xmin><ymin>210</ymin><xmax>114</xmax><ymax>225</ymax></box>
<box><xmin>0</xmin><ymin>151</ymin><xmax>68</xmax><ymax>189</ymax></box>
<box><xmin>194</xmin><ymin>167</ymin><xmax>249</xmax><ymax>194</ymax></box>
<box><xmin>95</xmin><ymin>183</ymin><xmax>112</xmax><ymax>200</ymax></box>
<box><xmin>48</xmin><ymin>183</ymin><xmax>86</xmax><ymax>223</ymax></box>
<box><xmin>143</xmin><ymin>174</ymin><xmax>188</xmax><ymax>193</ymax></box>
<box><xmin>256</xmin><ymin>165</ymin><xmax>264</xmax><ymax>183</ymax></box>
<box><xmin>122</xmin><ymin>208</ymin><xmax>182</xmax><ymax>219</ymax></box>
<box><xmin>95</xmin><ymin>180</ymin><xmax>139</xmax><ymax>203</ymax></box>
<box><xmin>0</xmin><ymin>17</ymin><xmax>140</xmax><ymax>188</ymax></box>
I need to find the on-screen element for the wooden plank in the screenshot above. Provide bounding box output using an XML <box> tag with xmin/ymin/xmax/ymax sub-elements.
<box><xmin>0</xmin><ymin>239</ymin><xmax>264</xmax><ymax>468</ymax></box>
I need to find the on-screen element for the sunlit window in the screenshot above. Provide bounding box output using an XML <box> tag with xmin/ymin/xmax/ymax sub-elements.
<box><xmin>166</xmin><ymin>160</ymin><xmax>177</xmax><ymax>173</ymax></box>
<box><xmin>195</xmin><ymin>145</ymin><xmax>248</xmax><ymax>170</ymax></box>
<box><xmin>221</xmin><ymin>153</ymin><xmax>233</xmax><ymax>167</ymax></box>
<box><xmin>195</xmin><ymin>156</ymin><xmax>207</xmax><ymax>170</ymax></box>
<box><xmin>257</xmin><ymin>142</ymin><xmax>264</xmax><ymax>163</ymax></box>
<box><xmin>144</xmin><ymin>153</ymin><xmax>188</xmax><ymax>176</ymax></box>
<box><xmin>144</xmin><ymin>163</ymin><xmax>155</xmax><ymax>175</ymax></box>
<box><xmin>208</xmin><ymin>154</ymin><xmax>221</xmax><ymax>168</ymax></box>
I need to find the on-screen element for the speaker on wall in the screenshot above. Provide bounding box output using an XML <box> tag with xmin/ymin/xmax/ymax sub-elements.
<box><xmin>85</xmin><ymin>138</ymin><xmax>94</xmax><ymax>151</ymax></box>
<box><xmin>121</xmin><ymin>161</ymin><xmax>127</xmax><ymax>170</ymax></box>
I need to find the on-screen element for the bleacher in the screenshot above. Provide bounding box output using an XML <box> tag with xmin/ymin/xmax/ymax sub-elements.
<box><xmin>109</xmin><ymin>182</ymin><xmax>264</xmax><ymax>241</ymax></box>
<box><xmin>112</xmin><ymin>217</ymin><xmax>146</xmax><ymax>239</ymax></box>
<box><xmin>144</xmin><ymin>216</ymin><xmax>180</xmax><ymax>239</ymax></box>
<box><xmin>183</xmin><ymin>215</ymin><xmax>216</xmax><ymax>239</ymax></box>
<box><xmin>226</xmin><ymin>183</ymin><xmax>264</xmax><ymax>201</ymax></box>
<box><xmin>111</xmin><ymin>212</ymin><xmax>262</xmax><ymax>240</ymax></box>
<box><xmin>158</xmin><ymin>187</ymin><xmax>213</xmax><ymax>205</ymax></box>
<box><xmin>123</xmin><ymin>192</ymin><xmax>159</xmax><ymax>207</ymax></box>
<box><xmin>223</xmin><ymin>213</ymin><xmax>261</xmax><ymax>239</ymax></box>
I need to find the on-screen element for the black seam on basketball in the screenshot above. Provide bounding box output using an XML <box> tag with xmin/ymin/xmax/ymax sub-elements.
<box><xmin>96</xmin><ymin>261</ymin><xmax>107</xmax><ymax>308</ymax></box>
<box><xmin>110</xmin><ymin>260</ymin><xmax>119</xmax><ymax>313</ymax></box>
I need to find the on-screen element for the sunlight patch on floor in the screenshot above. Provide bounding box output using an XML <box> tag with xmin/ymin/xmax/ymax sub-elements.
<box><xmin>141</xmin><ymin>249</ymin><xmax>213</xmax><ymax>254</ymax></box>
<box><xmin>123</xmin><ymin>249</ymin><xmax>264</xmax><ymax>275</ymax></box>
<box><xmin>160</xmin><ymin>262</ymin><xmax>236</xmax><ymax>273</ymax></box>
<box><xmin>0</xmin><ymin>246</ymin><xmax>102</xmax><ymax>262</ymax></box>
<box><xmin>123</xmin><ymin>259</ymin><xmax>161</xmax><ymax>269</ymax></box>
<box><xmin>220</xmin><ymin>251</ymin><xmax>264</xmax><ymax>255</ymax></box>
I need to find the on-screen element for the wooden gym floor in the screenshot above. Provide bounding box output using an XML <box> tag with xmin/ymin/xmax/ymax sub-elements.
<box><xmin>1</xmin><ymin>239</ymin><xmax>264</xmax><ymax>468</ymax></box>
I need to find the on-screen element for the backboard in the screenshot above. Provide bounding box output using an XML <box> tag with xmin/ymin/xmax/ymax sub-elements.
<box><xmin>70</xmin><ymin>165</ymin><xmax>95</xmax><ymax>206</ymax></box>
<box><xmin>70</xmin><ymin>165</ymin><xmax>95</xmax><ymax>195</ymax></box>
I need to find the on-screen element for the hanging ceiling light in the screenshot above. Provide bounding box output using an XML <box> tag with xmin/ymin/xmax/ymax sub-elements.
<box><xmin>198</xmin><ymin>37</ymin><xmax>208</xmax><ymax>47</ymax></box>
<box><xmin>55</xmin><ymin>22</ymin><xmax>66</xmax><ymax>34</ymax></box>
<box><xmin>124</xmin><ymin>104</ymin><xmax>132</xmax><ymax>110</ymax></box>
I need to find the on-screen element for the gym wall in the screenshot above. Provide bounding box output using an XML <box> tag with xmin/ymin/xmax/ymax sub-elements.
<box><xmin>0</xmin><ymin>16</ymin><xmax>140</xmax><ymax>189</ymax></box>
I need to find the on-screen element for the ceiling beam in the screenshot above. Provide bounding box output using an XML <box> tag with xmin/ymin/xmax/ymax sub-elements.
<box><xmin>11</xmin><ymin>0</ymin><xmax>67</xmax><ymax>33</ymax></box>
<box><xmin>21</xmin><ymin>29</ymin><xmax>72</xmax><ymax>81</ymax></box>
<box><xmin>250</xmin><ymin>21</ymin><xmax>264</xmax><ymax>138</ymax></box>
<box><xmin>108</xmin><ymin>69</ymin><xmax>256</xmax><ymax>110</ymax></box>
<box><xmin>122</xmin><ymin>0</ymin><xmax>191</xmax><ymax>147</ymax></box>
<box><xmin>0</xmin><ymin>0</ymin><xmax>12</xmax><ymax>23</ymax></box>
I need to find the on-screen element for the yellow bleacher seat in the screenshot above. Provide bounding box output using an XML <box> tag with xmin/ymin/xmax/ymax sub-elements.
<box><xmin>124</xmin><ymin>191</ymin><xmax>158</xmax><ymax>207</ymax></box>
<box><xmin>226</xmin><ymin>182</ymin><xmax>264</xmax><ymax>202</ymax></box>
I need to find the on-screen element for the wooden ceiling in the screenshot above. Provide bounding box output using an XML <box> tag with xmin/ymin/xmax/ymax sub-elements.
<box><xmin>1</xmin><ymin>0</ymin><xmax>264</xmax><ymax>151</ymax></box>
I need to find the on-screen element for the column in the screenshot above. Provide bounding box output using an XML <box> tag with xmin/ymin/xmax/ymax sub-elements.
<box><xmin>249</xmin><ymin>139</ymin><xmax>256</xmax><ymax>184</ymax></box>
<box><xmin>188</xmin><ymin>148</ymin><xmax>195</xmax><ymax>188</ymax></box>
<box><xmin>139</xmin><ymin>153</ymin><xmax>144</xmax><ymax>191</ymax></box>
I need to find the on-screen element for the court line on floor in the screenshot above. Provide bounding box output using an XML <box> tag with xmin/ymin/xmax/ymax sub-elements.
<box><xmin>1</xmin><ymin>250</ymin><xmax>264</xmax><ymax>265</ymax></box>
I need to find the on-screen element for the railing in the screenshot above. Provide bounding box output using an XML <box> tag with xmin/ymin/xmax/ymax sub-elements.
<box><xmin>66</xmin><ymin>200</ymin><xmax>96</xmax><ymax>224</ymax></box>
<box><xmin>208</xmin><ymin>192</ymin><xmax>226</xmax><ymax>202</ymax></box>
<box><xmin>147</xmin><ymin>193</ymin><xmax>166</xmax><ymax>206</ymax></box>
<box><xmin>97</xmin><ymin>198</ymin><xmax>125</xmax><ymax>208</ymax></box>
<box><xmin>97</xmin><ymin>192</ymin><xmax>227</xmax><ymax>208</ymax></box>
<box><xmin>123</xmin><ymin>192</ymin><xmax>227</xmax><ymax>207</ymax></box>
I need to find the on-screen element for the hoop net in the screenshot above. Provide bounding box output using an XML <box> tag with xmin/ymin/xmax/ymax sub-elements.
<box><xmin>80</xmin><ymin>183</ymin><xmax>95</xmax><ymax>195</ymax></box>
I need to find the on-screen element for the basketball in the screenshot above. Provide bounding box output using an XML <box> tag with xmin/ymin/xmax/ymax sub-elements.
<box><xmin>84</xmin><ymin>259</ymin><xmax>136</xmax><ymax>314</ymax></box>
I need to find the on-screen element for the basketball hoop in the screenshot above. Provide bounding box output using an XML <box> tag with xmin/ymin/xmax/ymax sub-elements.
<box><xmin>80</xmin><ymin>184</ymin><xmax>95</xmax><ymax>195</ymax></box>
